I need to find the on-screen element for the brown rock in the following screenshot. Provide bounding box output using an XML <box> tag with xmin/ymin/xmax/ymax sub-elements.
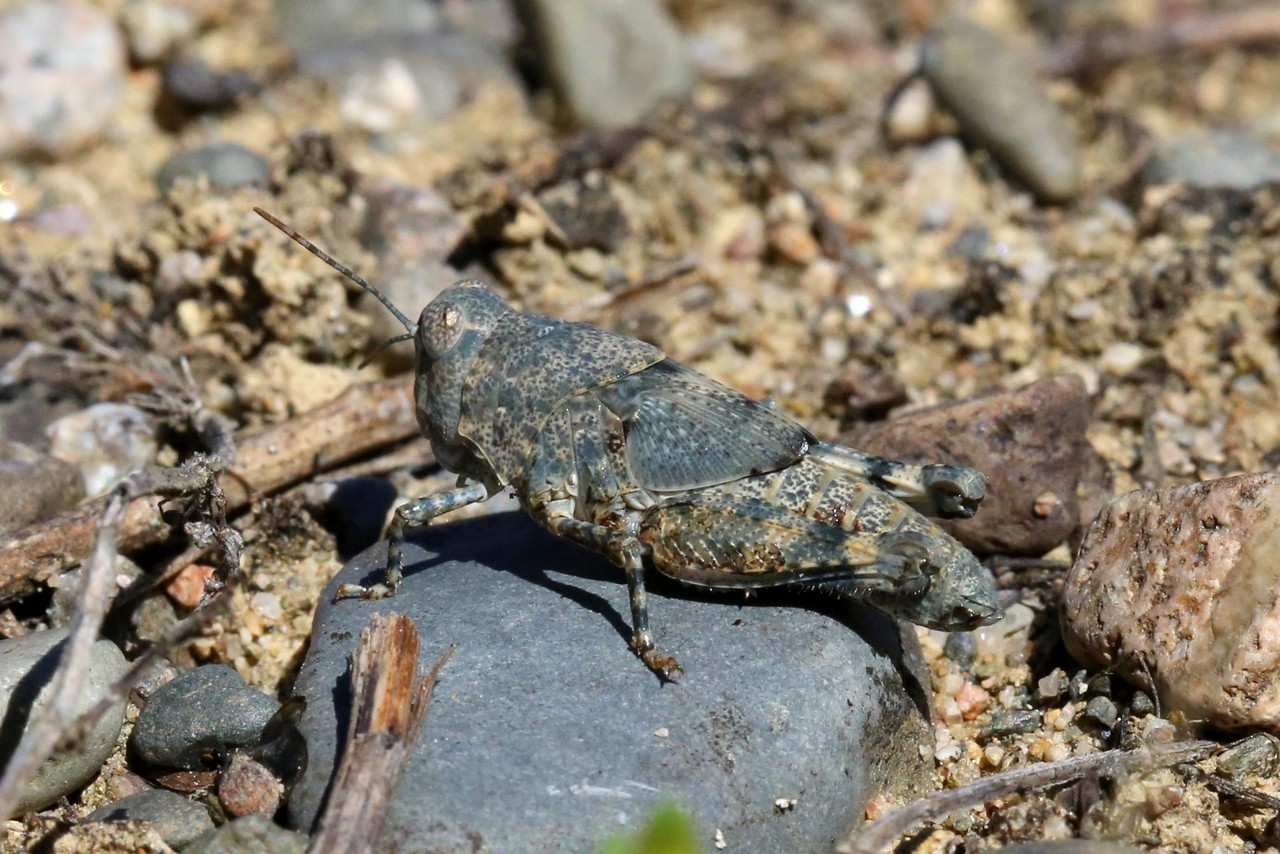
<box><xmin>1062</xmin><ymin>473</ymin><xmax>1280</xmax><ymax>731</ymax></box>
<box><xmin>217</xmin><ymin>752</ymin><xmax>283</xmax><ymax>819</ymax></box>
<box><xmin>841</xmin><ymin>375</ymin><xmax>1091</xmax><ymax>555</ymax></box>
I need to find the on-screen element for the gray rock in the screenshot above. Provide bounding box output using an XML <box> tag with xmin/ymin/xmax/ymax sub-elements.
<box><xmin>273</xmin><ymin>0</ymin><xmax>441</xmax><ymax>60</ymax></box>
<box><xmin>920</xmin><ymin>17</ymin><xmax>1081</xmax><ymax>203</ymax></box>
<box><xmin>0</xmin><ymin>441</ymin><xmax>84</xmax><ymax>532</ymax></box>
<box><xmin>1142</xmin><ymin>129</ymin><xmax>1280</xmax><ymax>191</ymax></box>
<box><xmin>161</xmin><ymin>60</ymin><xmax>260</xmax><ymax>112</ymax></box>
<box><xmin>0</xmin><ymin>2</ymin><xmax>128</xmax><ymax>159</ymax></box>
<box><xmin>82</xmin><ymin>788</ymin><xmax>214</xmax><ymax>848</ymax></box>
<box><xmin>516</xmin><ymin>0</ymin><xmax>694</xmax><ymax>127</ymax></box>
<box><xmin>0</xmin><ymin>629</ymin><xmax>128</xmax><ymax>816</ymax></box>
<box><xmin>184</xmin><ymin>815</ymin><xmax>309</xmax><ymax>854</ymax></box>
<box><xmin>997</xmin><ymin>844</ymin><xmax>1145</xmax><ymax>854</ymax></box>
<box><xmin>118</xmin><ymin>0</ymin><xmax>197</xmax><ymax>64</ymax></box>
<box><xmin>155</xmin><ymin>142</ymin><xmax>270</xmax><ymax>195</ymax></box>
<box><xmin>288</xmin><ymin>513</ymin><xmax>933</xmax><ymax>852</ymax></box>
<box><xmin>131</xmin><ymin>665</ymin><xmax>279</xmax><ymax>769</ymax></box>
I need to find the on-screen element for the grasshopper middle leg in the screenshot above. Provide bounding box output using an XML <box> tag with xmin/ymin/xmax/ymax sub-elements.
<box><xmin>542</xmin><ymin>514</ymin><xmax>683</xmax><ymax>681</ymax></box>
<box><xmin>334</xmin><ymin>480</ymin><xmax>489</xmax><ymax>602</ymax></box>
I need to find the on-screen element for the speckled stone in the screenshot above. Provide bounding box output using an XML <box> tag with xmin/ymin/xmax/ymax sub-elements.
<box><xmin>82</xmin><ymin>788</ymin><xmax>214</xmax><ymax>849</ymax></box>
<box><xmin>0</xmin><ymin>629</ymin><xmax>128</xmax><ymax>816</ymax></box>
<box><xmin>920</xmin><ymin>17</ymin><xmax>1081</xmax><ymax>203</ymax></box>
<box><xmin>130</xmin><ymin>664</ymin><xmax>279</xmax><ymax>769</ymax></box>
<box><xmin>1062</xmin><ymin>473</ymin><xmax>1280</xmax><ymax>730</ymax></box>
<box><xmin>155</xmin><ymin>142</ymin><xmax>270</xmax><ymax>195</ymax></box>
<box><xmin>1143</xmin><ymin>130</ymin><xmax>1280</xmax><ymax>191</ymax></box>
<box><xmin>288</xmin><ymin>512</ymin><xmax>934</xmax><ymax>853</ymax></box>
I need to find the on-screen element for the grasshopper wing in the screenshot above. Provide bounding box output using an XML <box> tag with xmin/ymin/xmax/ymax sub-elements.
<box><xmin>593</xmin><ymin>360</ymin><xmax>810</xmax><ymax>492</ymax></box>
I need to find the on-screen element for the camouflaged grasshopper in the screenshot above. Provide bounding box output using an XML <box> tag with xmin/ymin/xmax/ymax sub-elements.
<box><xmin>256</xmin><ymin>208</ymin><xmax>1001</xmax><ymax>679</ymax></box>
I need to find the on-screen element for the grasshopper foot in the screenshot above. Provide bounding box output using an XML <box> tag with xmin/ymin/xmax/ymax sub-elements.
<box><xmin>632</xmin><ymin>633</ymin><xmax>683</xmax><ymax>682</ymax></box>
<box><xmin>922</xmin><ymin>465</ymin><xmax>986</xmax><ymax>519</ymax></box>
<box><xmin>332</xmin><ymin>581</ymin><xmax>396</xmax><ymax>603</ymax></box>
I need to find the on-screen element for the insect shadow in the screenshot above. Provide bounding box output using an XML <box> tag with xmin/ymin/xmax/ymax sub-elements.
<box><xmin>333</xmin><ymin>509</ymin><xmax>931</xmax><ymax>713</ymax></box>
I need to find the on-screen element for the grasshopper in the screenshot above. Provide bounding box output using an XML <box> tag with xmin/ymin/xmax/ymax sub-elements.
<box><xmin>256</xmin><ymin>208</ymin><xmax>1001</xmax><ymax>679</ymax></box>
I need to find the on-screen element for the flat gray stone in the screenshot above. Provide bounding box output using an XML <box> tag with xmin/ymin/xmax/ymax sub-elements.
<box><xmin>288</xmin><ymin>512</ymin><xmax>932</xmax><ymax>853</ymax></box>
<box><xmin>155</xmin><ymin>142</ymin><xmax>269</xmax><ymax>194</ymax></box>
<box><xmin>1142</xmin><ymin>129</ymin><xmax>1280</xmax><ymax>191</ymax></box>
<box><xmin>130</xmin><ymin>664</ymin><xmax>279</xmax><ymax>769</ymax></box>
<box><xmin>82</xmin><ymin>788</ymin><xmax>214</xmax><ymax>848</ymax></box>
<box><xmin>0</xmin><ymin>629</ymin><xmax>128</xmax><ymax>816</ymax></box>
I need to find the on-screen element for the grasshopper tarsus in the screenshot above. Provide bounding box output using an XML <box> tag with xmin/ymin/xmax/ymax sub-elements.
<box><xmin>257</xmin><ymin>209</ymin><xmax>1002</xmax><ymax>678</ymax></box>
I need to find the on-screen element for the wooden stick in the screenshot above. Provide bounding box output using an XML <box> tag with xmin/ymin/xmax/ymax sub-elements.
<box><xmin>0</xmin><ymin>379</ymin><xmax>420</xmax><ymax>605</ymax></box>
<box><xmin>1039</xmin><ymin>4</ymin><xmax>1280</xmax><ymax>77</ymax></box>
<box><xmin>309</xmin><ymin>614</ymin><xmax>454</xmax><ymax>851</ymax></box>
<box><xmin>838</xmin><ymin>739</ymin><xmax>1219</xmax><ymax>853</ymax></box>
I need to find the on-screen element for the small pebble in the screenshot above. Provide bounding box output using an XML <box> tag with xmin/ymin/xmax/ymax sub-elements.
<box><xmin>46</xmin><ymin>403</ymin><xmax>157</xmax><ymax>497</ymax></box>
<box><xmin>942</xmin><ymin>631</ymin><xmax>977</xmax><ymax>669</ymax></box>
<box><xmin>903</xmin><ymin>137</ymin><xmax>967</xmax><ymax>229</ymax></box>
<box><xmin>920</xmin><ymin>17</ymin><xmax>1081</xmax><ymax>203</ymax></box>
<box><xmin>165</xmin><ymin>564</ymin><xmax>216</xmax><ymax>609</ymax></box>
<box><xmin>1083</xmin><ymin>696</ymin><xmax>1119</xmax><ymax>730</ymax></box>
<box><xmin>155</xmin><ymin>142</ymin><xmax>270</xmax><ymax>194</ymax></box>
<box><xmin>1216</xmin><ymin>733</ymin><xmax>1280</xmax><ymax>781</ymax></box>
<box><xmin>0</xmin><ymin>629</ymin><xmax>128</xmax><ymax>816</ymax></box>
<box><xmin>83</xmin><ymin>789</ymin><xmax>214</xmax><ymax>849</ymax></box>
<box><xmin>162</xmin><ymin>60</ymin><xmax>260</xmax><ymax>112</ymax></box>
<box><xmin>1142</xmin><ymin>129</ymin><xmax>1280</xmax><ymax>191</ymax></box>
<box><xmin>1036</xmin><ymin>669</ymin><xmax>1068</xmax><ymax>703</ymax></box>
<box><xmin>1129</xmin><ymin>691</ymin><xmax>1155</xmax><ymax>717</ymax></box>
<box><xmin>131</xmin><ymin>664</ymin><xmax>279</xmax><ymax>769</ymax></box>
<box><xmin>0</xmin><ymin>2</ymin><xmax>127</xmax><ymax>158</ymax></box>
<box><xmin>979</xmin><ymin>709</ymin><xmax>1041</xmax><ymax>739</ymax></box>
<box><xmin>218</xmin><ymin>752</ymin><xmax>284</xmax><ymax>819</ymax></box>
<box><xmin>119</xmin><ymin>0</ymin><xmax>196</xmax><ymax>63</ymax></box>
<box><xmin>1067</xmin><ymin>670</ymin><xmax>1090</xmax><ymax>701</ymax></box>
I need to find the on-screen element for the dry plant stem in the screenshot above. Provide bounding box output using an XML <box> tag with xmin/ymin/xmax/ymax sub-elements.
<box><xmin>1039</xmin><ymin>3</ymin><xmax>1280</xmax><ymax>77</ymax></box>
<box><xmin>0</xmin><ymin>379</ymin><xmax>417</xmax><ymax>605</ymax></box>
<box><xmin>838</xmin><ymin>740</ymin><xmax>1219</xmax><ymax>854</ymax></box>
<box><xmin>0</xmin><ymin>489</ymin><xmax>125</xmax><ymax>824</ymax></box>
<box><xmin>309</xmin><ymin>614</ymin><xmax>455</xmax><ymax>852</ymax></box>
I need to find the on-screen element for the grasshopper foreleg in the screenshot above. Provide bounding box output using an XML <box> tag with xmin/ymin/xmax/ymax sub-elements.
<box><xmin>543</xmin><ymin>514</ymin><xmax>683</xmax><ymax>682</ymax></box>
<box><xmin>335</xmin><ymin>481</ymin><xmax>489</xmax><ymax>602</ymax></box>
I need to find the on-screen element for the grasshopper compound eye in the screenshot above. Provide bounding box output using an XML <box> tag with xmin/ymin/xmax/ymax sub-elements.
<box><xmin>418</xmin><ymin>303</ymin><xmax>464</xmax><ymax>357</ymax></box>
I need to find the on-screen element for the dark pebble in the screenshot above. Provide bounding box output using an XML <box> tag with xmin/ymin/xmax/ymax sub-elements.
<box><xmin>162</xmin><ymin>60</ymin><xmax>260</xmax><ymax>112</ymax></box>
<box><xmin>980</xmin><ymin>708</ymin><xmax>1042</xmax><ymax>739</ymax></box>
<box><xmin>943</xmin><ymin>631</ymin><xmax>978</xmax><ymax>669</ymax></box>
<box><xmin>131</xmin><ymin>664</ymin><xmax>279</xmax><ymax>769</ymax></box>
<box><xmin>1083</xmin><ymin>696</ymin><xmax>1119</xmax><ymax>730</ymax></box>
<box><xmin>155</xmin><ymin>142</ymin><xmax>270</xmax><ymax>194</ymax></box>
<box><xmin>82</xmin><ymin>788</ymin><xmax>214</xmax><ymax>849</ymax></box>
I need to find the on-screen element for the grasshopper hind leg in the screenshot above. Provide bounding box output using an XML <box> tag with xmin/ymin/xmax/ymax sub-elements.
<box><xmin>334</xmin><ymin>481</ymin><xmax>489</xmax><ymax>601</ymax></box>
<box><xmin>806</xmin><ymin>441</ymin><xmax>986</xmax><ymax>519</ymax></box>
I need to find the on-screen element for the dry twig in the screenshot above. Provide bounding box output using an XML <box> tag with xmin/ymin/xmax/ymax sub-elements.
<box><xmin>1039</xmin><ymin>3</ymin><xmax>1280</xmax><ymax>77</ymax></box>
<box><xmin>309</xmin><ymin>614</ymin><xmax>454</xmax><ymax>852</ymax></box>
<box><xmin>838</xmin><ymin>740</ymin><xmax>1219</xmax><ymax>854</ymax></box>
<box><xmin>0</xmin><ymin>379</ymin><xmax>420</xmax><ymax>605</ymax></box>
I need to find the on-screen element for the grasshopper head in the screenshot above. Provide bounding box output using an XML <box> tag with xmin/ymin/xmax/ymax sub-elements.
<box><xmin>864</xmin><ymin>532</ymin><xmax>1002</xmax><ymax>632</ymax></box>
<box><xmin>413</xmin><ymin>280</ymin><xmax>513</xmax><ymax>481</ymax></box>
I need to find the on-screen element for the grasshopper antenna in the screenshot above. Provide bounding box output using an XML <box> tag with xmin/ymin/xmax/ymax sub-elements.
<box><xmin>253</xmin><ymin>207</ymin><xmax>416</xmax><ymax>334</ymax></box>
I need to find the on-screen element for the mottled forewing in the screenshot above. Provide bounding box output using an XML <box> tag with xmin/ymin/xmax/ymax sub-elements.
<box><xmin>459</xmin><ymin>313</ymin><xmax>664</xmax><ymax>483</ymax></box>
<box><xmin>593</xmin><ymin>360</ymin><xmax>810</xmax><ymax>492</ymax></box>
